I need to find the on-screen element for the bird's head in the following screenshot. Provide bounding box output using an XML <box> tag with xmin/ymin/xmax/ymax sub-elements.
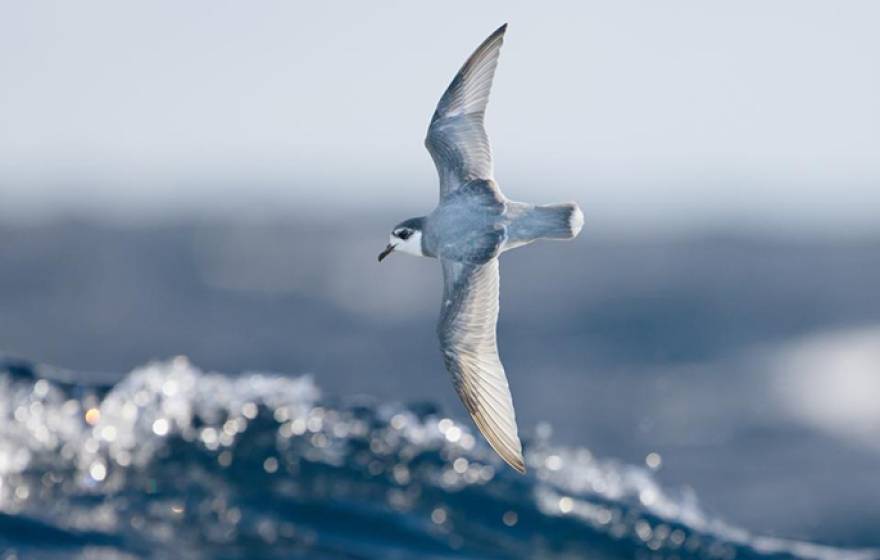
<box><xmin>378</xmin><ymin>217</ymin><xmax>425</xmax><ymax>262</ymax></box>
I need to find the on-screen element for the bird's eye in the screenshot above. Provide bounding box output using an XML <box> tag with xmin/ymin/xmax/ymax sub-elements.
<box><xmin>398</xmin><ymin>229</ymin><xmax>412</xmax><ymax>240</ymax></box>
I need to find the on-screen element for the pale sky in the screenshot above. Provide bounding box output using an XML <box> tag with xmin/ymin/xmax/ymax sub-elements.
<box><xmin>1</xmin><ymin>1</ymin><xmax>879</xmax><ymax>234</ymax></box>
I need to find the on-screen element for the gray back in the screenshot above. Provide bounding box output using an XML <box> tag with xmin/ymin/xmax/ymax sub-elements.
<box><xmin>424</xmin><ymin>179</ymin><xmax>506</xmax><ymax>264</ymax></box>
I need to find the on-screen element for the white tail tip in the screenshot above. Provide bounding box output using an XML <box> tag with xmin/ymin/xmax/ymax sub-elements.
<box><xmin>569</xmin><ymin>204</ymin><xmax>584</xmax><ymax>238</ymax></box>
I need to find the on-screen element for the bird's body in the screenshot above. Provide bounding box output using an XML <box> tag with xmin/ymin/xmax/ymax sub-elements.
<box><xmin>419</xmin><ymin>179</ymin><xmax>581</xmax><ymax>263</ymax></box>
<box><xmin>379</xmin><ymin>24</ymin><xmax>583</xmax><ymax>473</ymax></box>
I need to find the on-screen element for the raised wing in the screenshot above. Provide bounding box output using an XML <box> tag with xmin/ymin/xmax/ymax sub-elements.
<box><xmin>438</xmin><ymin>258</ymin><xmax>525</xmax><ymax>473</ymax></box>
<box><xmin>426</xmin><ymin>24</ymin><xmax>507</xmax><ymax>200</ymax></box>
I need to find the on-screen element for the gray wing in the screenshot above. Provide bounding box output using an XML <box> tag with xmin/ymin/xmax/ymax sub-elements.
<box><xmin>438</xmin><ymin>258</ymin><xmax>525</xmax><ymax>473</ymax></box>
<box><xmin>426</xmin><ymin>24</ymin><xmax>507</xmax><ymax>200</ymax></box>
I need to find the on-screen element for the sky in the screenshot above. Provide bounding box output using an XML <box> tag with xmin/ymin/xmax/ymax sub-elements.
<box><xmin>1</xmin><ymin>1</ymin><xmax>879</xmax><ymax>235</ymax></box>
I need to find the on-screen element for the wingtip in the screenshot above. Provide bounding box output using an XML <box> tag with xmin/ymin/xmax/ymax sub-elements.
<box><xmin>499</xmin><ymin>449</ymin><xmax>526</xmax><ymax>474</ymax></box>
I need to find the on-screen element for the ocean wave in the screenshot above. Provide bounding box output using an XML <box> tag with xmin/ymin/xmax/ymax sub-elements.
<box><xmin>0</xmin><ymin>357</ymin><xmax>875</xmax><ymax>560</ymax></box>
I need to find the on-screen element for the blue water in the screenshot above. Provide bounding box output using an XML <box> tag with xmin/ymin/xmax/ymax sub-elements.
<box><xmin>0</xmin><ymin>357</ymin><xmax>876</xmax><ymax>560</ymax></box>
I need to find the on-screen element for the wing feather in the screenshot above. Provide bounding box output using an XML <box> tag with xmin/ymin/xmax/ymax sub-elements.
<box><xmin>426</xmin><ymin>24</ymin><xmax>507</xmax><ymax>199</ymax></box>
<box><xmin>438</xmin><ymin>258</ymin><xmax>525</xmax><ymax>473</ymax></box>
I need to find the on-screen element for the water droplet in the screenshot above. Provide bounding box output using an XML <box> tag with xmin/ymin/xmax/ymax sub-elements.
<box><xmin>535</xmin><ymin>422</ymin><xmax>553</xmax><ymax>439</ymax></box>
<box><xmin>33</xmin><ymin>379</ymin><xmax>49</xmax><ymax>398</ymax></box>
<box><xmin>558</xmin><ymin>496</ymin><xmax>573</xmax><ymax>513</ymax></box>
<box><xmin>437</xmin><ymin>418</ymin><xmax>453</xmax><ymax>434</ymax></box>
<box><xmin>242</xmin><ymin>402</ymin><xmax>258</xmax><ymax>419</ymax></box>
<box><xmin>306</xmin><ymin>416</ymin><xmax>322</xmax><ymax>433</ymax></box>
<box><xmin>100</xmin><ymin>425</ymin><xmax>117</xmax><ymax>442</ymax></box>
<box><xmin>89</xmin><ymin>462</ymin><xmax>107</xmax><ymax>482</ymax></box>
<box><xmin>445</xmin><ymin>426</ymin><xmax>462</xmax><ymax>443</ymax></box>
<box><xmin>635</xmin><ymin>520</ymin><xmax>653</xmax><ymax>542</ymax></box>
<box><xmin>162</xmin><ymin>380</ymin><xmax>179</xmax><ymax>397</ymax></box>
<box><xmin>84</xmin><ymin>438</ymin><xmax>99</xmax><ymax>454</ymax></box>
<box><xmin>290</xmin><ymin>418</ymin><xmax>307</xmax><ymax>435</ymax></box>
<box><xmin>273</xmin><ymin>407</ymin><xmax>289</xmax><ymax>422</ymax></box>
<box><xmin>226</xmin><ymin>507</ymin><xmax>242</xmax><ymax>524</ymax></box>
<box><xmin>115</xmin><ymin>450</ymin><xmax>132</xmax><ymax>467</ymax></box>
<box><xmin>218</xmin><ymin>450</ymin><xmax>233</xmax><ymax>467</ymax></box>
<box><xmin>390</xmin><ymin>414</ymin><xmax>407</xmax><ymax>430</ymax></box>
<box><xmin>201</xmin><ymin>427</ymin><xmax>218</xmax><ymax>447</ymax></box>
<box><xmin>84</xmin><ymin>408</ymin><xmax>101</xmax><ymax>426</ymax></box>
<box><xmin>392</xmin><ymin>464</ymin><xmax>410</xmax><ymax>485</ymax></box>
<box><xmin>152</xmin><ymin>418</ymin><xmax>169</xmax><ymax>436</ymax></box>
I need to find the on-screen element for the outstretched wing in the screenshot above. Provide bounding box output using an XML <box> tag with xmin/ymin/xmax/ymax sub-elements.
<box><xmin>438</xmin><ymin>258</ymin><xmax>524</xmax><ymax>473</ymax></box>
<box><xmin>426</xmin><ymin>24</ymin><xmax>507</xmax><ymax>200</ymax></box>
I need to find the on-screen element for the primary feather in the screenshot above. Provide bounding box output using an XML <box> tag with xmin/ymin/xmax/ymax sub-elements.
<box><xmin>438</xmin><ymin>258</ymin><xmax>525</xmax><ymax>473</ymax></box>
<box><xmin>425</xmin><ymin>24</ymin><xmax>507</xmax><ymax>200</ymax></box>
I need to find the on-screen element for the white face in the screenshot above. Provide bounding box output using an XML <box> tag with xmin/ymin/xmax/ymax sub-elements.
<box><xmin>390</xmin><ymin>227</ymin><xmax>423</xmax><ymax>257</ymax></box>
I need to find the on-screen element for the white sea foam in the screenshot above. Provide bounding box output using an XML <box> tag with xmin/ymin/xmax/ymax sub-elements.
<box><xmin>0</xmin><ymin>357</ymin><xmax>876</xmax><ymax>560</ymax></box>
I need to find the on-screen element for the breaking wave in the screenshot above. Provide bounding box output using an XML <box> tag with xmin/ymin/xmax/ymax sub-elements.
<box><xmin>0</xmin><ymin>357</ymin><xmax>875</xmax><ymax>560</ymax></box>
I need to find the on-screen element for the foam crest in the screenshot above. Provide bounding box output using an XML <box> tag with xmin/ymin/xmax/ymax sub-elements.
<box><xmin>0</xmin><ymin>358</ymin><xmax>876</xmax><ymax>560</ymax></box>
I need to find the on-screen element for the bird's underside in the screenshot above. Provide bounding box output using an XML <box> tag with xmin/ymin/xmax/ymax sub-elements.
<box><xmin>438</xmin><ymin>258</ymin><xmax>524</xmax><ymax>472</ymax></box>
<box><xmin>423</xmin><ymin>24</ymin><xmax>529</xmax><ymax>473</ymax></box>
<box><xmin>417</xmin><ymin>24</ymin><xmax>582</xmax><ymax>474</ymax></box>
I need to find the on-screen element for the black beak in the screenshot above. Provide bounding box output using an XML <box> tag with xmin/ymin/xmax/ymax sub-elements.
<box><xmin>378</xmin><ymin>244</ymin><xmax>395</xmax><ymax>262</ymax></box>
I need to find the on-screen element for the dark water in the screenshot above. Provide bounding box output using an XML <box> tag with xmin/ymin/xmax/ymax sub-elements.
<box><xmin>0</xmin><ymin>356</ymin><xmax>877</xmax><ymax>560</ymax></box>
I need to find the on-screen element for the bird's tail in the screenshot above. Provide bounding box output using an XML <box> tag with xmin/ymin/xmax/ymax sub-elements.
<box><xmin>516</xmin><ymin>202</ymin><xmax>584</xmax><ymax>241</ymax></box>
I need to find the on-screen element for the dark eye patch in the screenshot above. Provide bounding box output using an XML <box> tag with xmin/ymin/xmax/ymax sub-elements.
<box><xmin>398</xmin><ymin>229</ymin><xmax>412</xmax><ymax>240</ymax></box>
